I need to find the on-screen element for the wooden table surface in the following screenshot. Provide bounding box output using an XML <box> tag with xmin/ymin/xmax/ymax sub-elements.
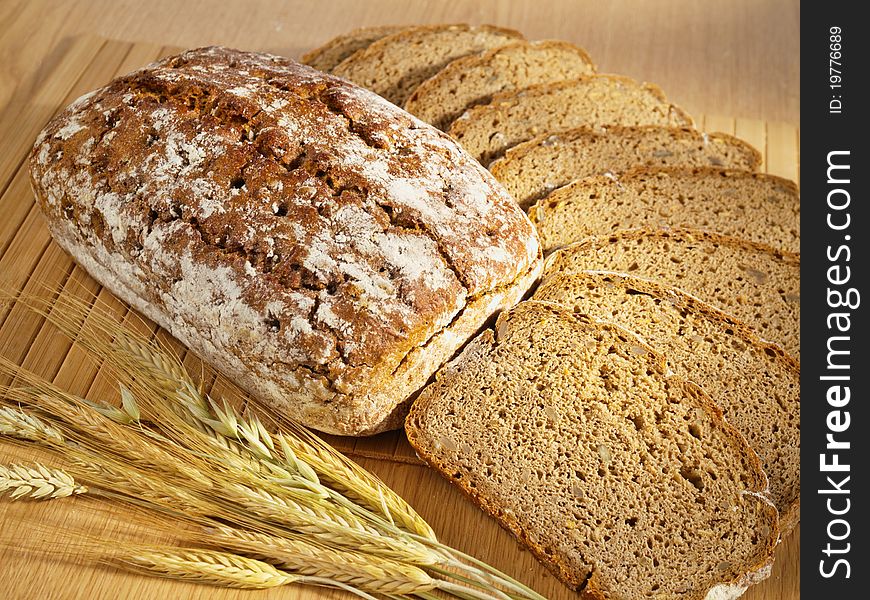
<box><xmin>0</xmin><ymin>1</ymin><xmax>800</xmax><ymax>599</ymax></box>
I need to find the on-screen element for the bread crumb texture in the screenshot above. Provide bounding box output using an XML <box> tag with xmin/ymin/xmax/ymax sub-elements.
<box><xmin>530</xmin><ymin>167</ymin><xmax>800</xmax><ymax>254</ymax></box>
<box><xmin>407</xmin><ymin>301</ymin><xmax>778</xmax><ymax>599</ymax></box>
<box><xmin>544</xmin><ymin>228</ymin><xmax>800</xmax><ymax>361</ymax></box>
<box><xmin>534</xmin><ymin>271</ymin><xmax>800</xmax><ymax>533</ymax></box>
<box><xmin>489</xmin><ymin>126</ymin><xmax>762</xmax><ymax>209</ymax></box>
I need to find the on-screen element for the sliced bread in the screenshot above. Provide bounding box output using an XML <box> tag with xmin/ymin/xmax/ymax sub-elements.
<box><xmin>446</xmin><ymin>77</ymin><xmax>693</xmax><ymax>165</ymax></box>
<box><xmin>488</xmin><ymin>126</ymin><xmax>762</xmax><ymax>208</ymax></box>
<box><xmin>300</xmin><ymin>25</ymin><xmax>410</xmax><ymax>72</ymax></box>
<box><xmin>404</xmin><ymin>40</ymin><xmax>596</xmax><ymax>130</ymax></box>
<box><xmin>534</xmin><ymin>271</ymin><xmax>800</xmax><ymax>533</ymax></box>
<box><xmin>331</xmin><ymin>24</ymin><xmax>524</xmax><ymax>106</ymax></box>
<box><xmin>543</xmin><ymin>228</ymin><xmax>801</xmax><ymax>360</ymax></box>
<box><xmin>406</xmin><ymin>301</ymin><xmax>779</xmax><ymax>598</ymax></box>
<box><xmin>530</xmin><ymin>167</ymin><xmax>801</xmax><ymax>253</ymax></box>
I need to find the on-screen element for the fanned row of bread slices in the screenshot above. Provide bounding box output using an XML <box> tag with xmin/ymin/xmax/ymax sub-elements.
<box><xmin>302</xmin><ymin>24</ymin><xmax>799</xmax><ymax>600</ymax></box>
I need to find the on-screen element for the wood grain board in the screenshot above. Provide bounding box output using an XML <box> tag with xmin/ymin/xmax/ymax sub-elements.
<box><xmin>0</xmin><ymin>36</ymin><xmax>799</xmax><ymax>600</ymax></box>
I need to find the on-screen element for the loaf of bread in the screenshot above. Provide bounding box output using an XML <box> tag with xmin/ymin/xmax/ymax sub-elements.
<box><xmin>530</xmin><ymin>167</ymin><xmax>801</xmax><ymax>253</ymax></box>
<box><xmin>488</xmin><ymin>126</ymin><xmax>762</xmax><ymax>208</ymax></box>
<box><xmin>404</xmin><ymin>40</ymin><xmax>596</xmax><ymax>130</ymax></box>
<box><xmin>406</xmin><ymin>301</ymin><xmax>779</xmax><ymax>598</ymax></box>
<box><xmin>534</xmin><ymin>271</ymin><xmax>800</xmax><ymax>533</ymax></box>
<box><xmin>544</xmin><ymin>228</ymin><xmax>800</xmax><ymax>360</ymax></box>
<box><xmin>331</xmin><ymin>24</ymin><xmax>524</xmax><ymax>106</ymax></box>
<box><xmin>447</xmin><ymin>76</ymin><xmax>693</xmax><ymax>165</ymax></box>
<box><xmin>29</xmin><ymin>46</ymin><xmax>542</xmax><ymax>436</ymax></box>
<box><xmin>300</xmin><ymin>25</ymin><xmax>409</xmax><ymax>72</ymax></box>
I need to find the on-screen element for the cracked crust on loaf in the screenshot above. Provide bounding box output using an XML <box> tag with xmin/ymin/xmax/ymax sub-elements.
<box><xmin>30</xmin><ymin>46</ymin><xmax>542</xmax><ymax>435</ymax></box>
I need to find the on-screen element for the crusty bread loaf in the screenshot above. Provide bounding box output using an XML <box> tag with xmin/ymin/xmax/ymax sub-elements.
<box><xmin>488</xmin><ymin>126</ymin><xmax>762</xmax><ymax>208</ymax></box>
<box><xmin>406</xmin><ymin>301</ymin><xmax>779</xmax><ymax>599</ymax></box>
<box><xmin>447</xmin><ymin>77</ymin><xmax>693</xmax><ymax>165</ymax></box>
<box><xmin>534</xmin><ymin>271</ymin><xmax>800</xmax><ymax>533</ymax></box>
<box><xmin>300</xmin><ymin>25</ymin><xmax>409</xmax><ymax>72</ymax></box>
<box><xmin>404</xmin><ymin>40</ymin><xmax>595</xmax><ymax>130</ymax></box>
<box><xmin>331</xmin><ymin>24</ymin><xmax>524</xmax><ymax>106</ymax></box>
<box><xmin>530</xmin><ymin>167</ymin><xmax>801</xmax><ymax>253</ymax></box>
<box><xmin>543</xmin><ymin>228</ymin><xmax>800</xmax><ymax>360</ymax></box>
<box><xmin>30</xmin><ymin>46</ymin><xmax>542</xmax><ymax>436</ymax></box>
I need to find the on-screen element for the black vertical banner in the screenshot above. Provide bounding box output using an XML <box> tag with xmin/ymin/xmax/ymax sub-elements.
<box><xmin>802</xmin><ymin>2</ymin><xmax>870</xmax><ymax>597</ymax></box>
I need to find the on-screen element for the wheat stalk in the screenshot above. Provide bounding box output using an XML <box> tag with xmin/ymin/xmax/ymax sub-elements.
<box><xmin>218</xmin><ymin>482</ymin><xmax>441</xmax><ymax>565</ymax></box>
<box><xmin>115</xmin><ymin>547</ymin><xmax>299</xmax><ymax>589</ymax></box>
<box><xmin>202</xmin><ymin>525</ymin><xmax>437</xmax><ymax>595</ymax></box>
<box><xmin>0</xmin><ymin>463</ymin><xmax>87</xmax><ymax>499</ymax></box>
<box><xmin>0</xmin><ymin>405</ymin><xmax>65</xmax><ymax>444</ymax></box>
<box><xmin>1</xmin><ymin>287</ymin><xmax>546</xmax><ymax>600</ymax></box>
<box><xmin>277</xmin><ymin>422</ymin><xmax>438</xmax><ymax>539</ymax></box>
<box><xmin>1</xmin><ymin>386</ymin><xmax>209</xmax><ymax>487</ymax></box>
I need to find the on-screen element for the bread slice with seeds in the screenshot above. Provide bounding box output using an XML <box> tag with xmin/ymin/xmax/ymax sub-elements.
<box><xmin>534</xmin><ymin>271</ymin><xmax>800</xmax><ymax>533</ymax></box>
<box><xmin>488</xmin><ymin>126</ymin><xmax>762</xmax><ymax>208</ymax></box>
<box><xmin>543</xmin><ymin>228</ymin><xmax>800</xmax><ymax>360</ymax></box>
<box><xmin>300</xmin><ymin>25</ymin><xmax>410</xmax><ymax>72</ymax></box>
<box><xmin>331</xmin><ymin>24</ymin><xmax>524</xmax><ymax>106</ymax></box>
<box><xmin>530</xmin><ymin>167</ymin><xmax>800</xmax><ymax>253</ymax></box>
<box><xmin>404</xmin><ymin>40</ymin><xmax>595</xmax><ymax>130</ymax></box>
<box><xmin>446</xmin><ymin>76</ymin><xmax>693</xmax><ymax>165</ymax></box>
<box><xmin>406</xmin><ymin>301</ymin><xmax>779</xmax><ymax>598</ymax></box>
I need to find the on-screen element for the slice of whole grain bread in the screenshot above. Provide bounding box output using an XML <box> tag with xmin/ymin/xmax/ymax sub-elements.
<box><xmin>488</xmin><ymin>126</ymin><xmax>761</xmax><ymax>208</ymax></box>
<box><xmin>530</xmin><ymin>167</ymin><xmax>800</xmax><ymax>253</ymax></box>
<box><xmin>446</xmin><ymin>76</ymin><xmax>693</xmax><ymax>165</ymax></box>
<box><xmin>404</xmin><ymin>40</ymin><xmax>595</xmax><ymax>130</ymax></box>
<box><xmin>406</xmin><ymin>301</ymin><xmax>779</xmax><ymax>599</ymax></box>
<box><xmin>543</xmin><ymin>228</ymin><xmax>801</xmax><ymax>360</ymax></box>
<box><xmin>300</xmin><ymin>25</ymin><xmax>410</xmax><ymax>72</ymax></box>
<box><xmin>534</xmin><ymin>271</ymin><xmax>800</xmax><ymax>533</ymax></box>
<box><xmin>331</xmin><ymin>24</ymin><xmax>524</xmax><ymax>106</ymax></box>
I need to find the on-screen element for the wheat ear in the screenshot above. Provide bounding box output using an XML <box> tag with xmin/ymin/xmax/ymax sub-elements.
<box><xmin>0</xmin><ymin>463</ymin><xmax>87</xmax><ymax>499</ymax></box>
<box><xmin>0</xmin><ymin>405</ymin><xmax>65</xmax><ymax>444</ymax></box>
<box><xmin>202</xmin><ymin>525</ymin><xmax>437</xmax><ymax>595</ymax></box>
<box><xmin>114</xmin><ymin>547</ymin><xmax>299</xmax><ymax>589</ymax></box>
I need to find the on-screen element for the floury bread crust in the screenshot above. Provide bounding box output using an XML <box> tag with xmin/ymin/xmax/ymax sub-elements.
<box><xmin>406</xmin><ymin>302</ymin><xmax>779</xmax><ymax>599</ymax></box>
<box><xmin>30</xmin><ymin>46</ymin><xmax>542</xmax><ymax>436</ymax></box>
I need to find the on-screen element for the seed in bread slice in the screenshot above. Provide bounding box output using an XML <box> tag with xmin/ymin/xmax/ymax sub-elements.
<box><xmin>446</xmin><ymin>76</ymin><xmax>693</xmax><ymax>165</ymax></box>
<box><xmin>331</xmin><ymin>24</ymin><xmax>524</xmax><ymax>106</ymax></box>
<box><xmin>530</xmin><ymin>167</ymin><xmax>801</xmax><ymax>253</ymax></box>
<box><xmin>300</xmin><ymin>25</ymin><xmax>411</xmax><ymax>72</ymax></box>
<box><xmin>534</xmin><ymin>271</ymin><xmax>800</xmax><ymax>533</ymax></box>
<box><xmin>543</xmin><ymin>228</ymin><xmax>801</xmax><ymax>360</ymax></box>
<box><xmin>406</xmin><ymin>301</ymin><xmax>779</xmax><ymax>598</ymax></box>
<box><xmin>488</xmin><ymin>126</ymin><xmax>762</xmax><ymax>208</ymax></box>
<box><xmin>404</xmin><ymin>40</ymin><xmax>596</xmax><ymax>130</ymax></box>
